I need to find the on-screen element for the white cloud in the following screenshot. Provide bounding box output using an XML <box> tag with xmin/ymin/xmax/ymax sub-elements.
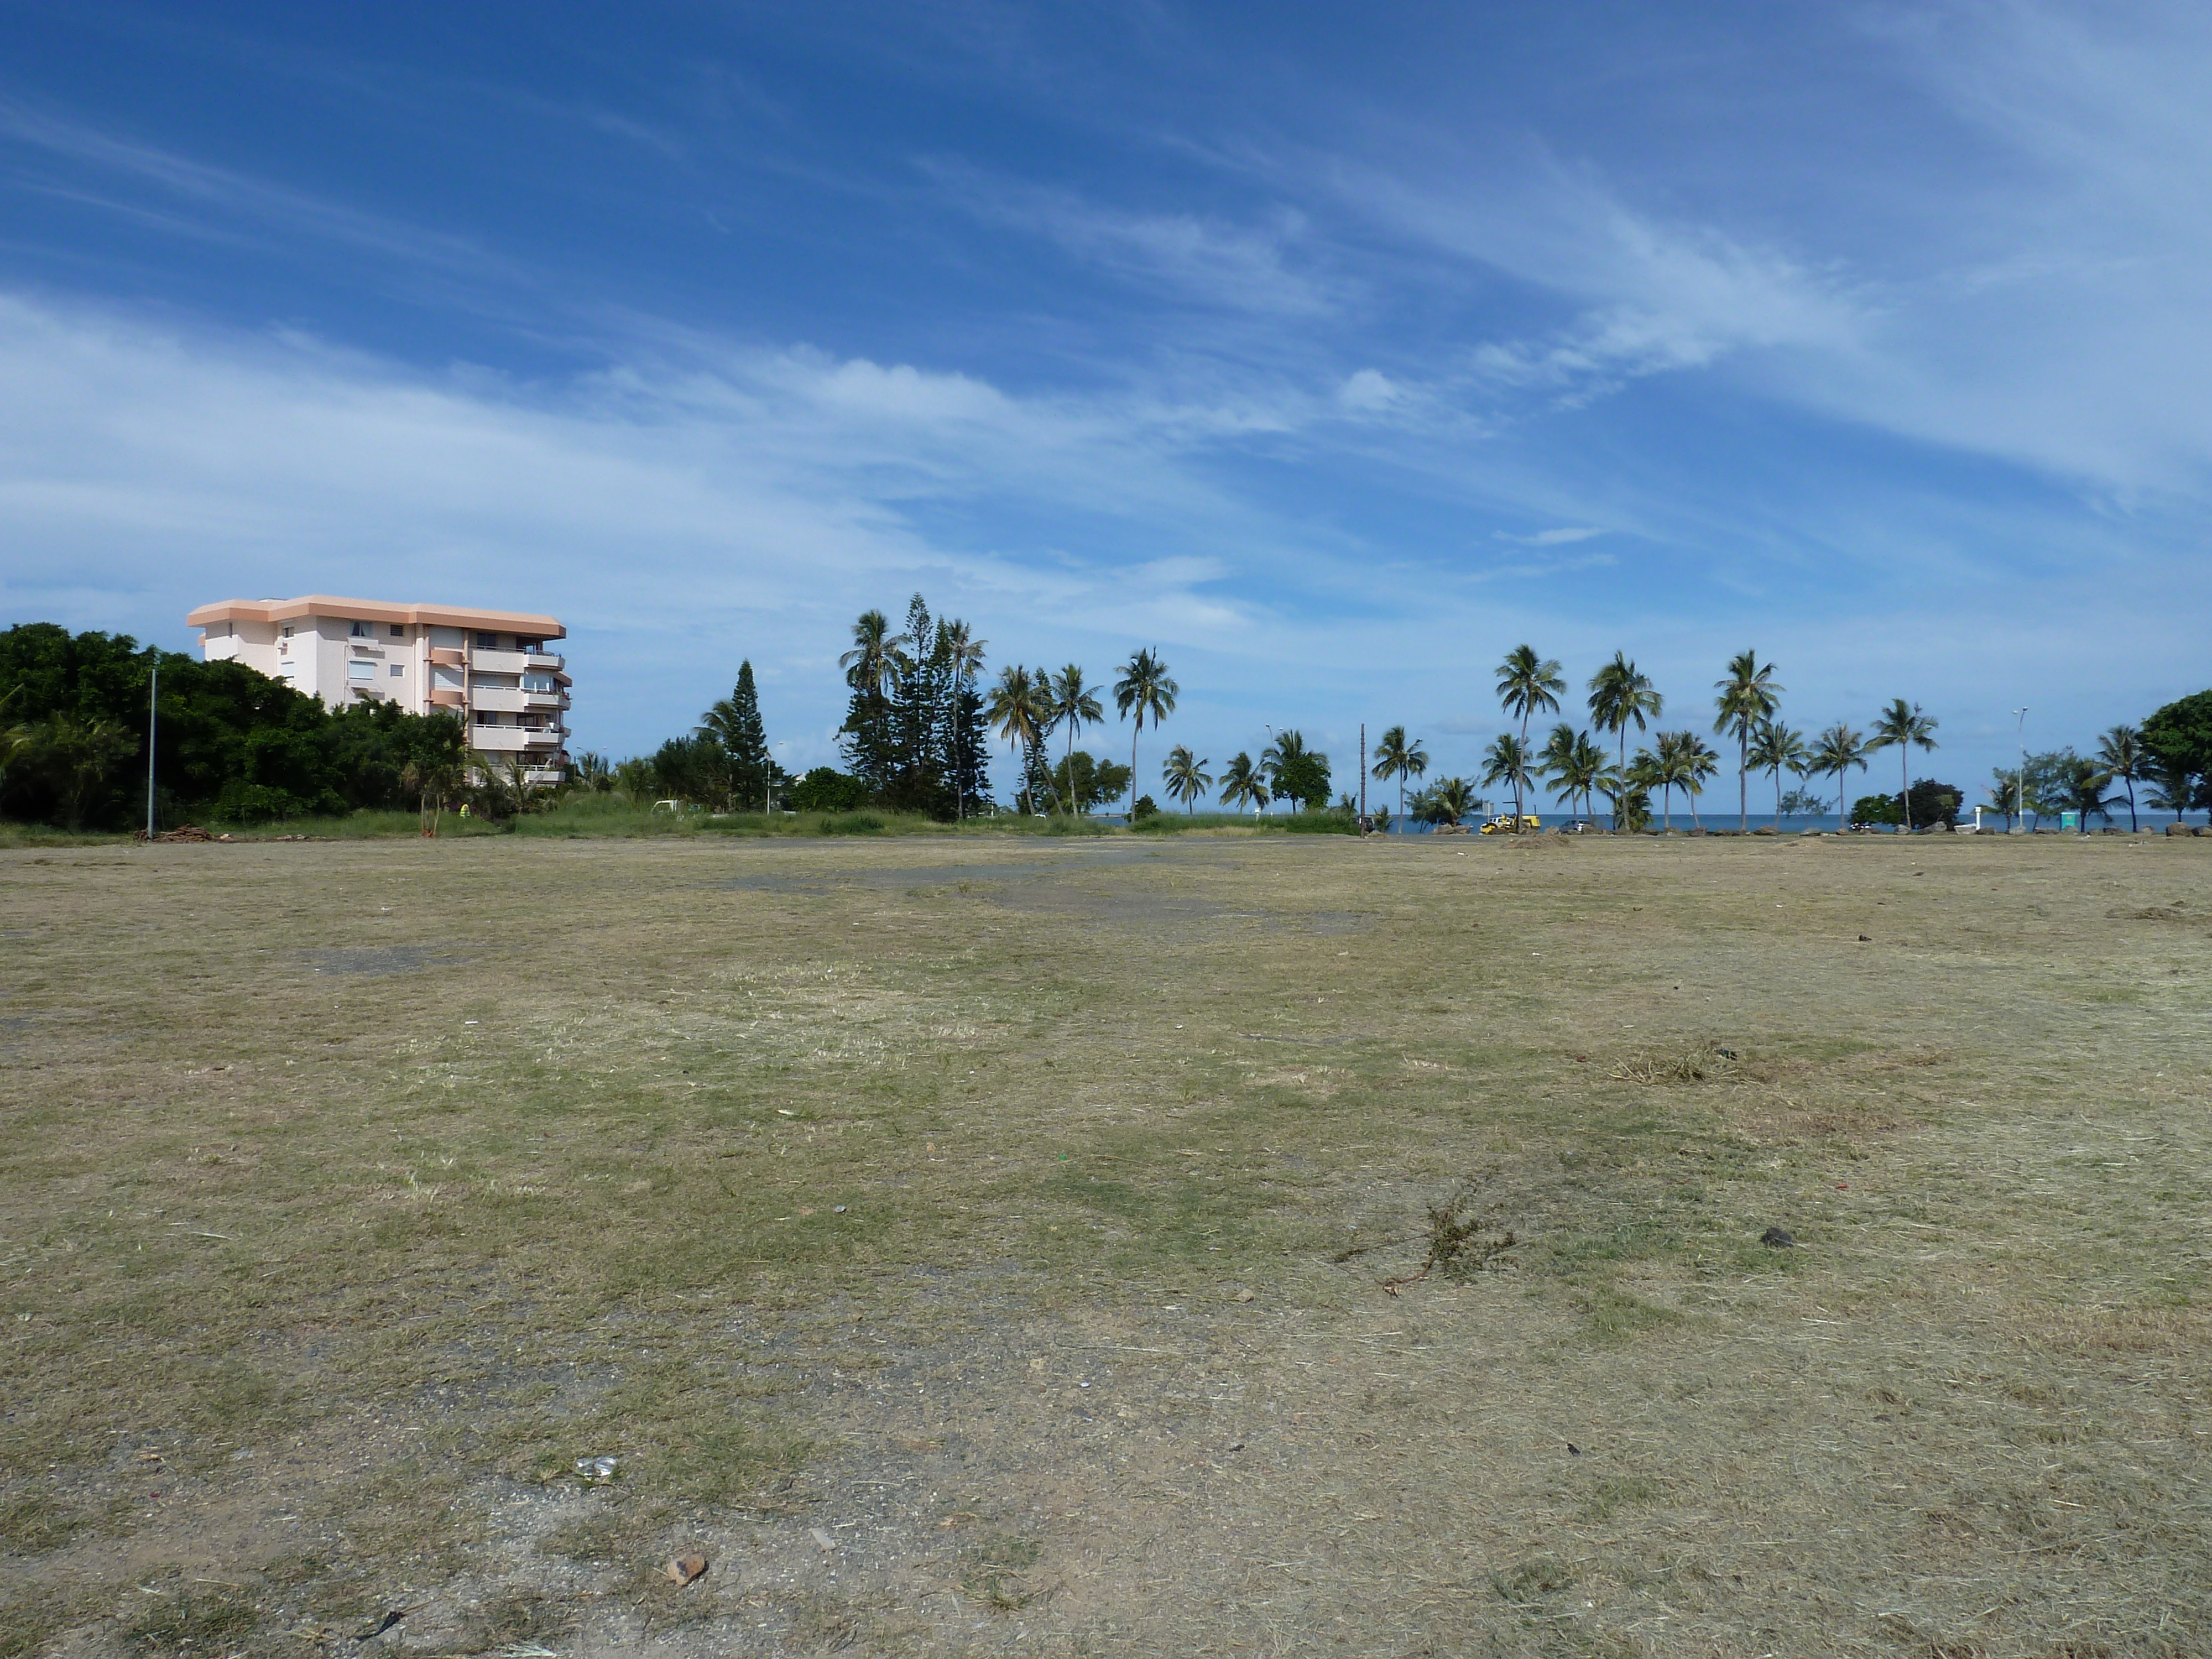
<box><xmin>0</xmin><ymin>98</ymin><xmax>521</xmax><ymax>281</ymax></box>
<box><xmin>1493</xmin><ymin>526</ymin><xmax>1605</xmax><ymax>547</ymax></box>
<box><xmin>1337</xmin><ymin>368</ymin><xmax>1399</xmax><ymax>410</ymax></box>
<box><xmin>922</xmin><ymin>160</ymin><xmax>1341</xmax><ymax>317</ymax></box>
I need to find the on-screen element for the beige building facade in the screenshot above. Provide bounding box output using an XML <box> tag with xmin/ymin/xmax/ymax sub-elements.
<box><xmin>187</xmin><ymin>596</ymin><xmax>571</xmax><ymax>784</ymax></box>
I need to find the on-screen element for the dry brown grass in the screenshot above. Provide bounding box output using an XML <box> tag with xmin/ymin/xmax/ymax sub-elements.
<box><xmin>3</xmin><ymin>830</ymin><xmax>2210</xmax><ymax>1656</ymax></box>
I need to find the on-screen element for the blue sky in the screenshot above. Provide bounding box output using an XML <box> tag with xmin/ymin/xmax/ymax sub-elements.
<box><xmin>3</xmin><ymin>2</ymin><xmax>2208</xmax><ymax>810</ymax></box>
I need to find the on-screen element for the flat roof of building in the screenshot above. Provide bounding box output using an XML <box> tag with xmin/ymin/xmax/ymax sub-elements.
<box><xmin>187</xmin><ymin>596</ymin><xmax>565</xmax><ymax>638</ymax></box>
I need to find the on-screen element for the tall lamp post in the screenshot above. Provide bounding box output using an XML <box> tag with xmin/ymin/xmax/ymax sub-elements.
<box><xmin>2012</xmin><ymin>707</ymin><xmax>2027</xmax><ymax>833</ymax></box>
<box><xmin>145</xmin><ymin>661</ymin><xmax>159</xmax><ymax>838</ymax></box>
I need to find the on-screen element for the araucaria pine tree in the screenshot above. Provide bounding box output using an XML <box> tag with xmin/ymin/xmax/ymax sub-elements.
<box><xmin>885</xmin><ymin>593</ymin><xmax>946</xmax><ymax>813</ymax></box>
<box><xmin>701</xmin><ymin>660</ymin><xmax>773</xmax><ymax>811</ymax></box>
<box><xmin>839</xmin><ymin>594</ymin><xmax>993</xmax><ymax>820</ymax></box>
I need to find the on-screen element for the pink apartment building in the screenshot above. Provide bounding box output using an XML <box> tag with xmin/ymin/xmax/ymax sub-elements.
<box><xmin>187</xmin><ymin>595</ymin><xmax>571</xmax><ymax>784</ymax></box>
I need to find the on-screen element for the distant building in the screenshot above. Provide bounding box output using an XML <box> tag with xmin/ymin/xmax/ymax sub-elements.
<box><xmin>186</xmin><ymin>595</ymin><xmax>570</xmax><ymax>784</ymax></box>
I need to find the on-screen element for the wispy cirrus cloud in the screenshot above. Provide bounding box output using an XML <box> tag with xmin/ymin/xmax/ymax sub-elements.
<box><xmin>1494</xmin><ymin>526</ymin><xmax>1605</xmax><ymax>547</ymax></box>
<box><xmin>921</xmin><ymin>158</ymin><xmax>1343</xmax><ymax>317</ymax></box>
<box><xmin>0</xmin><ymin>98</ymin><xmax>524</xmax><ymax>282</ymax></box>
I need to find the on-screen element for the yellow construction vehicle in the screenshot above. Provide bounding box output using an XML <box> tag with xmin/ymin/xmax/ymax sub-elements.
<box><xmin>1480</xmin><ymin>813</ymin><xmax>1542</xmax><ymax>834</ymax></box>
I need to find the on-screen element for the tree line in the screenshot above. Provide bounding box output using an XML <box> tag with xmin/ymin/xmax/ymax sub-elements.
<box><xmin>1354</xmin><ymin>647</ymin><xmax>2212</xmax><ymax>834</ymax></box>
<box><xmin>1363</xmin><ymin>646</ymin><xmax>1957</xmax><ymax>833</ymax></box>
<box><xmin>0</xmin><ymin>623</ymin><xmax>467</xmax><ymax>830</ymax></box>
<box><xmin>12</xmin><ymin>613</ymin><xmax>2212</xmax><ymax>835</ymax></box>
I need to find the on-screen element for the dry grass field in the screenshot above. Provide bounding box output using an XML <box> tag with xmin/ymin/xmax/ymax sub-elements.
<box><xmin>3</xmin><ymin>830</ymin><xmax>2209</xmax><ymax>1657</ymax></box>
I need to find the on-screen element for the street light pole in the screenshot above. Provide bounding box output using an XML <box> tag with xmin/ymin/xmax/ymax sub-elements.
<box><xmin>2013</xmin><ymin>707</ymin><xmax>2027</xmax><ymax>833</ymax></box>
<box><xmin>145</xmin><ymin>660</ymin><xmax>159</xmax><ymax>838</ymax></box>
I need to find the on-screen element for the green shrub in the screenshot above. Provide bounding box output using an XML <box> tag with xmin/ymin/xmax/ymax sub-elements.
<box><xmin>789</xmin><ymin>767</ymin><xmax>870</xmax><ymax>812</ymax></box>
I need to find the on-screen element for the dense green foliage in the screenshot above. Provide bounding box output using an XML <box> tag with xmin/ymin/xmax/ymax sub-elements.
<box><xmin>1850</xmin><ymin>793</ymin><xmax>1903</xmax><ymax>826</ymax></box>
<box><xmin>1853</xmin><ymin>780</ymin><xmax>1965</xmax><ymax>828</ymax></box>
<box><xmin>788</xmin><ymin>766</ymin><xmax>870</xmax><ymax>812</ymax></box>
<box><xmin>1050</xmin><ymin>749</ymin><xmax>1131</xmax><ymax>814</ymax></box>
<box><xmin>1262</xmin><ymin>730</ymin><xmax>1331</xmax><ymax>810</ymax></box>
<box><xmin>2141</xmin><ymin>692</ymin><xmax>2212</xmax><ymax>806</ymax></box>
<box><xmin>836</xmin><ymin>594</ymin><xmax>991</xmax><ymax>818</ymax></box>
<box><xmin>1</xmin><ymin>623</ymin><xmax>465</xmax><ymax>829</ymax></box>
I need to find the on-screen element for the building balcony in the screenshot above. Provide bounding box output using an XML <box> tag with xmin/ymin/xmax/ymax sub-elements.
<box><xmin>429</xmin><ymin>687</ymin><xmax>466</xmax><ymax>709</ymax></box>
<box><xmin>469</xmin><ymin>727</ymin><xmax>529</xmax><ymax>752</ymax></box>
<box><xmin>471</xmin><ymin>687</ymin><xmax>529</xmax><ymax>713</ymax></box>
<box><xmin>521</xmin><ymin>727</ymin><xmax>563</xmax><ymax>748</ymax></box>
<box><xmin>523</xmin><ymin>688</ymin><xmax>568</xmax><ymax>710</ymax></box>
<box><xmin>524</xmin><ymin>767</ymin><xmax>566</xmax><ymax>786</ymax></box>
<box><xmin>524</xmin><ymin>650</ymin><xmax>564</xmax><ymax>671</ymax></box>
<box><xmin>428</xmin><ymin>647</ymin><xmax>466</xmax><ymax>667</ymax></box>
<box><xmin>469</xmin><ymin>648</ymin><xmax>529</xmax><ymax>675</ymax></box>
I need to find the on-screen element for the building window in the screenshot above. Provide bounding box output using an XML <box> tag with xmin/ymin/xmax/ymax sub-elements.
<box><xmin>348</xmin><ymin>660</ymin><xmax>376</xmax><ymax>681</ymax></box>
<box><xmin>475</xmin><ymin>711</ymin><xmax>497</xmax><ymax>726</ymax></box>
<box><xmin>390</xmin><ymin>663</ymin><xmax>404</xmax><ymax>677</ymax></box>
<box><xmin>474</xmin><ymin>631</ymin><xmax>498</xmax><ymax>648</ymax></box>
<box><xmin>351</xmin><ymin>620</ymin><xmax>372</xmax><ymax>637</ymax></box>
<box><xmin>389</xmin><ymin>623</ymin><xmax>406</xmax><ymax>638</ymax></box>
<box><xmin>281</xmin><ymin>625</ymin><xmax>294</xmax><ymax>638</ymax></box>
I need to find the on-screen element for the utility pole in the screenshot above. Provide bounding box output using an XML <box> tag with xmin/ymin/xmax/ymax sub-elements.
<box><xmin>1359</xmin><ymin>722</ymin><xmax>1367</xmax><ymax>834</ymax></box>
<box><xmin>145</xmin><ymin>660</ymin><xmax>159</xmax><ymax>838</ymax></box>
<box><xmin>2013</xmin><ymin>707</ymin><xmax>2027</xmax><ymax>833</ymax></box>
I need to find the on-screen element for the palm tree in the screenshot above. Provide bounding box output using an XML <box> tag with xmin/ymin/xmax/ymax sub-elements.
<box><xmin>1677</xmin><ymin>732</ymin><xmax>1720</xmax><ymax>829</ymax></box>
<box><xmin>1536</xmin><ymin>723</ymin><xmax>1580</xmax><ymax>817</ymax></box>
<box><xmin>1712</xmin><ymin>650</ymin><xmax>1783</xmax><ymax>832</ymax></box>
<box><xmin>2144</xmin><ymin>754</ymin><xmax>2192</xmax><ymax>826</ymax></box>
<box><xmin>1370</xmin><ymin>724</ymin><xmax>1428</xmax><ymax>817</ymax></box>
<box><xmin>1746</xmin><ymin>718</ymin><xmax>1809</xmax><ymax>825</ymax></box>
<box><xmin>1047</xmin><ymin>665</ymin><xmax>1103</xmax><ymax>816</ymax></box>
<box><xmin>1625</xmin><ymin>749</ymin><xmax>1665</xmax><ymax>830</ymax></box>
<box><xmin>1259</xmin><ymin>729</ymin><xmax>1319</xmax><ymax>812</ymax></box>
<box><xmin>1219</xmin><ymin>751</ymin><xmax>1269</xmax><ymax>815</ymax></box>
<box><xmin>1428</xmin><ymin>775</ymin><xmax>1478</xmax><ymax>825</ymax></box>
<box><xmin>838</xmin><ymin>609</ymin><xmax>909</xmax><ymax>696</ymax></box>
<box><xmin>1587</xmin><ymin>653</ymin><xmax>1662</xmax><ymax>777</ymax></box>
<box><xmin>2097</xmin><ymin>725</ymin><xmax>2146</xmax><ymax>832</ymax></box>
<box><xmin>568</xmin><ymin>751</ymin><xmax>613</xmax><ymax>794</ymax></box>
<box><xmin>2046</xmin><ymin>753</ymin><xmax>2113</xmax><ymax>831</ymax></box>
<box><xmin>1566</xmin><ymin>730</ymin><xmax>1619</xmax><ymax>827</ymax></box>
<box><xmin>1162</xmin><ymin>744</ymin><xmax>1211</xmax><ymax>813</ymax></box>
<box><xmin>1113</xmin><ymin>648</ymin><xmax>1177</xmax><ymax>820</ymax></box>
<box><xmin>1481</xmin><ymin>733</ymin><xmax>1533</xmax><ymax>828</ymax></box>
<box><xmin>942</xmin><ymin>619</ymin><xmax>988</xmax><ymax>820</ymax></box>
<box><xmin>1869</xmin><ymin>699</ymin><xmax>1939</xmax><ymax>832</ymax></box>
<box><xmin>1604</xmin><ymin>768</ymin><xmax>1653</xmax><ymax>833</ymax></box>
<box><xmin>985</xmin><ymin>665</ymin><xmax>1049</xmax><ymax>813</ymax></box>
<box><xmin>1809</xmin><ymin>723</ymin><xmax>1869</xmax><ymax>826</ymax></box>
<box><xmin>1648</xmin><ymin>735</ymin><xmax>1687</xmax><ymax>831</ymax></box>
<box><xmin>1496</xmin><ymin>646</ymin><xmax>1566</xmax><ymax>752</ymax></box>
